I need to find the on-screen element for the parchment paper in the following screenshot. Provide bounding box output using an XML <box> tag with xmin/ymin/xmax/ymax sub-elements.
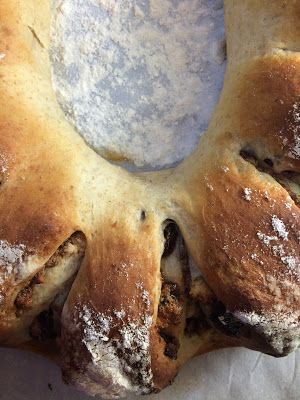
<box><xmin>0</xmin><ymin>347</ymin><xmax>299</xmax><ymax>400</ymax></box>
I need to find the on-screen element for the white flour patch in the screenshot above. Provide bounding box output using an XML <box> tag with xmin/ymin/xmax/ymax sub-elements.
<box><xmin>250</xmin><ymin>253</ymin><xmax>264</xmax><ymax>266</ymax></box>
<box><xmin>271</xmin><ymin>215</ymin><xmax>289</xmax><ymax>240</ymax></box>
<box><xmin>221</xmin><ymin>165</ymin><xmax>229</xmax><ymax>173</ymax></box>
<box><xmin>272</xmin><ymin>244</ymin><xmax>285</xmax><ymax>258</ymax></box>
<box><xmin>75</xmin><ymin>284</ymin><xmax>153</xmax><ymax>396</ymax></box>
<box><xmin>0</xmin><ymin>240</ymin><xmax>26</xmax><ymax>281</ymax></box>
<box><xmin>281</xmin><ymin>102</ymin><xmax>300</xmax><ymax>159</ymax></box>
<box><xmin>285</xmin><ymin>202</ymin><xmax>292</xmax><ymax>210</ymax></box>
<box><xmin>51</xmin><ymin>0</ymin><xmax>225</xmax><ymax>169</ymax></box>
<box><xmin>243</xmin><ymin>187</ymin><xmax>252</xmax><ymax>201</ymax></box>
<box><xmin>235</xmin><ymin>309</ymin><xmax>300</xmax><ymax>354</ymax></box>
<box><xmin>0</xmin><ymin>240</ymin><xmax>26</xmax><ymax>298</ymax></box>
<box><xmin>257</xmin><ymin>217</ymin><xmax>300</xmax><ymax>280</ymax></box>
<box><xmin>257</xmin><ymin>232</ymin><xmax>278</xmax><ymax>246</ymax></box>
<box><xmin>0</xmin><ymin>240</ymin><xmax>25</xmax><ymax>268</ymax></box>
<box><xmin>290</xmin><ymin>103</ymin><xmax>300</xmax><ymax>158</ymax></box>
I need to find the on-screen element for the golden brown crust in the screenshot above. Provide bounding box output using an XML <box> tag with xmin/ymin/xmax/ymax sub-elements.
<box><xmin>172</xmin><ymin>0</ymin><xmax>300</xmax><ymax>357</ymax></box>
<box><xmin>215</xmin><ymin>56</ymin><xmax>300</xmax><ymax>170</ymax></box>
<box><xmin>0</xmin><ymin>0</ymin><xmax>299</xmax><ymax>398</ymax></box>
<box><xmin>225</xmin><ymin>0</ymin><xmax>300</xmax><ymax>66</ymax></box>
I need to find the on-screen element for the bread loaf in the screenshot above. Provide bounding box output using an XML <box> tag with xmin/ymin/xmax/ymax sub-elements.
<box><xmin>0</xmin><ymin>1</ymin><xmax>299</xmax><ymax>398</ymax></box>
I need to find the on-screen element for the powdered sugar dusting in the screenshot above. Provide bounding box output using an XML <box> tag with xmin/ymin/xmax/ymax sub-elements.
<box><xmin>0</xmin><ymin>53</ymin><xmax>5</xmax><ymax>61</ymax></box>
<box><xmin>279</xmin><ymin>101</ymin><xmax>300</xmax><ymax>159</ymax></box>
<box><xmin>51</xmin><ymin>0</ymin><xmax>225</xmax><ymax>169</ymax></box>
<box><xmin>141</xmin><ymin>290</ymin><xmax>150</xmax><ymax>308</ymax></box>
<box><xmin>281</xmin><ymin>255</ymin><xmax>298</xmax><ymax>270</ymax></box>
<box><xmin>256</xmin><ymin>216</ymin><xmax>300</xmax><ymax>280</ymax></box>
<box><xmin>0</xmin><ymin>240</ymin><xmax>26</xmax><ymax>304</ymax></box>
<box><xmin>75</xmin><ymin>284</ymin><xmax>153</xmax><ymax>396</ymax></box>
<box><xmin>80</xmin><ymin>305</ymin><xmax>112</xmax><ymax>342</ymax></box>
<box><xmin>257</xmin><ymin>232</ymin><xmax>278</xmax><ymax>246</ymax></box>
<box><xmin>235</xmin><ymin>309</ymin><xmax>300</xmax><ymax>354</ymax></box>
<box><xmin>250</xmin><ymin>253</ymin><xmax>264</xmax><ymax>266</ymax></box>
<box><xmin>287</xmin><ymin>103</ymin><xmax>300</xmax><ymax>159</ymax></box>
<box><xmin>272</xmin><ymin>244</ymin><xmax>285</xmax><ymax>258</ymax></box>
<box><xmin>271</xmin><ymin>215</ymin><xmax>289</xmax><ymax>240</ymax></box>
<box><xmin>221</xmin><ymin>165</ymin><xmax>229</xmax><ymax>173</ymax></box>
<box><xmin>0</xmin><ymin>240</ymin><xmax>25</xmax><ymax>267</ymax></box>
<box><xmin>243</xmin><ymin>188</ymin><xmax>252</xmax><ymax>202</ymax></box>
<box><xmin>285</xmin><ymin>202</ymin><xmax>292</xmax><ymax>210</ymax></box>
<box><xmin>257</xmin><ymin>216</ymin><xmax>290</xmax><ymax>247</ymax></box>
<box><xmin>74</xmin><ymin>305</ymin><xmax>135</xmax><ymax>398</ymax></box>
<box><xmin>114</xmin><ymin>309</ymin><xmax>126</xmax><ymax>320</ymax></box>
<box><xmin>0</xmin><ymin>240</ymin><xmax>26</xmax><ymax>284</ymax></box>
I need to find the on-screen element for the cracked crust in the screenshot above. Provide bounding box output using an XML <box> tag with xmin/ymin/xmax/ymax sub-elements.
<box><xmin>0</xmin><ymin>0</ymin><xmax>299</xmax><ymax>398</ymax></box>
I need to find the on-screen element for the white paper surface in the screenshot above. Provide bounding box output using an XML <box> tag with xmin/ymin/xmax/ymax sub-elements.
<box><xmin>0</xmin><ymin>347</ymin><xmax>299</xmax><ymax>400</ymax></box>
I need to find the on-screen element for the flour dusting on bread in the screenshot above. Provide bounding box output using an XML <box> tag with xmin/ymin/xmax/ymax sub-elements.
<box><xmin>235</xmin><ymin>309</ymin><xmax>300</xmax><ymax>354</ymax></box>
<box><xmin>287</xmin><ymin>102</ymin><xmax>300</xmax><ymax>159</ymax></box>
<box><xmin>74</xmin><ymin>286</ymin><xmax>154</xmax><ymax>396</ymax></box>
<box><xmin>51</xmin><ymin>0</ymin><xmax>225</xmax><ymax>168</ymax></box>
<box><xmin>271</xmin><ymin>215</ymin><xmax>289</xmax><ymax>240</ymax></box>
<box><xmin>0</xmin><ymin>240</ymin><xmax>25</xmax><ymax>269</ymax></box>
<box><xmin>256</xmin><ymin>215</ymin><xmax>300</xmax><ymax>280</ymax></box>
<box><xmin>243</xmin><ymin>188</ymin><xmax>252</xmax><ymax>201</ymax></box>
<box><xmin>0</xmin><ymin>241</ymin><xmax>26</xmax><ymax>285</ymax></box>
